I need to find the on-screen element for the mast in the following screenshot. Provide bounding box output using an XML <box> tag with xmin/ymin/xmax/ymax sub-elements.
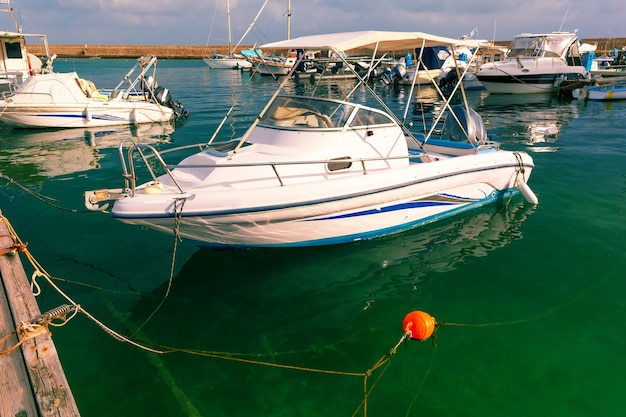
<box><xmin>226</xmin><ymin>0</ymin><xmax>233</xmax><ymax>55</ymax></box>
<box><xmin>232</xmin><ymin>0</ymin><xmax>269</xmax><ymax>51</ymax></box>
<box><xmin>286</xmin><ymin>0</ymin><xmax>291</xmax><ymax>39</ymax></box>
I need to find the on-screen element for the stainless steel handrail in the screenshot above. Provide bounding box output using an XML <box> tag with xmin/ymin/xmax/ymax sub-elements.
<box><xmin>116</xmin><ymin>140</ymin><xmax>437</xmax><ymax>197</ymax></box>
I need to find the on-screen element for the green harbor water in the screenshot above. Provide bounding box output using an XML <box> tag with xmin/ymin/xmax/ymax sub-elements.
<box><xmin>1</xmin><ymin>58</ymin><xmax>625</xmax><ymax>416</ymax></box>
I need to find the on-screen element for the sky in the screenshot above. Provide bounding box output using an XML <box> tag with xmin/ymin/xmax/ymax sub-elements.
<box><xmin>7</xmin><ymin>0</ymin><xmax>625</xmax><ymax>46</ymax></box>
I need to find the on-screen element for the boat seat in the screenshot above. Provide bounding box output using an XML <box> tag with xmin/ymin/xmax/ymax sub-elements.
<box><xmin>291</xmin><ymin>114</ymin><xmax>320</xmax><ymax>127</ymax></box>
<box><xmin>76</xmin><ymin>78</ymin><xmax>106</xmax><ymax>99</ymax></box>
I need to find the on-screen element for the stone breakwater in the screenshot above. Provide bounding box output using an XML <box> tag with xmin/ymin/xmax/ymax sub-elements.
<box><xmin>27</xmin><ymin>38</ymin><xmax>626</xmax><ymax>59</ymax></box>
<box><xmin>26</xmin><ymin>44</ymin><xmax>252</xmax><ymax>59</ymax></box>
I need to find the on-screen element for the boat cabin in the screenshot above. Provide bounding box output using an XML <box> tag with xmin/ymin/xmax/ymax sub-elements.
<box><xmin>0</xmin><ymin>1</ymin><xmax>52</xmax><ymax>93</ymax></box>
<box><xmin>507</xmin><ymin>32</ymin><xmax>584</xmax><ymax>65</ymax></box>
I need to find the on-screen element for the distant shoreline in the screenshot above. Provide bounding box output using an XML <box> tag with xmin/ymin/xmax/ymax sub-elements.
<box><xmin>27</xmin><ymin>44</ymin><xmax>251</xmax><ymax>59</ymax></box>
<box><xmin>27</xmin><ymin>38</ymin><xmax>626</xmax><ymax>59</ymax></box>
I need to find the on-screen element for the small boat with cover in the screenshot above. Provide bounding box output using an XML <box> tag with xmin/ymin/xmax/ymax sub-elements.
<box><xmin>0</xmin><ymin>56</ymin><xmax>187</xmax><ymax>128</ymax></box>
<box><xmin>85</xmin><ymin>30</ymin><xmax>537</xmax><ymax>249</ymax></box>
<box><xmin>573</xmin><ymin>80</ymin><xmax>626</xmax><ymax>100</ymax></box>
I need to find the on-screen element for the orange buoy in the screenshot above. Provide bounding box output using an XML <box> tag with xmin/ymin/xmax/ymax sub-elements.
<box><xmin>403</xmin><ymin>311</ymin><xmax>436</xmax><ymax>341</ymax></box>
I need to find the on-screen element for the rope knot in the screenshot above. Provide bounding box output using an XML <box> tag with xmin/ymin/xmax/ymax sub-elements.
<box><xmin>0</xmin><ymin>233</ymin><xmax>28</xmax><ymax>256</ymax></box>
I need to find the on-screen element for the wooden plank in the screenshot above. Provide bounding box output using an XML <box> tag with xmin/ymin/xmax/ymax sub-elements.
<box><xmin>0</xmin><ymin>261</ymin><xmax>39</xmax><ymax>417</ymax></box>
<box><xmin>0</xmin><ymin>212</ymin><xmax>80</xmax><ymax>417</ymax></box>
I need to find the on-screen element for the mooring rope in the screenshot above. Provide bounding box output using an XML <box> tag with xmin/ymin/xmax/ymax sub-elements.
<box><xmin>504</xmin><ymin>151</ymin><xmax>528</xmax><ymax>208</ymax></box>
<box><xmin>2</xmin><ymin>210</ymin><xmax>590</xmax><ymax>417</ymax></box>
<box><xmin>131</xmin><ymin>197</ymin><xmax>186</xmax><ymax>337</ymax></box>
<box><xmin>0</xmin><ymin>172</ymin><xmax>92</xmax><ymax>213</ymax></box>
<box><xmin>0</xmin><ymin>212</ymin><xmax>437</xmax><ymax>417</ymax></box>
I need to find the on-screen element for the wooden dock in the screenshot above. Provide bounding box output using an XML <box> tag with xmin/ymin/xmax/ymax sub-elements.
<box><xmin>0</xmin><ymin>211</ymin><xmax>80</xmax><ymax>417</ymax></box>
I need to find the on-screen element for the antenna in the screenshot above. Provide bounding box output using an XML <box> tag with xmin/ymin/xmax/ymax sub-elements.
<box><xmin>558</xmin><ymin>4</ymin><xmax>570</xmax><ymax>32</ymax></box>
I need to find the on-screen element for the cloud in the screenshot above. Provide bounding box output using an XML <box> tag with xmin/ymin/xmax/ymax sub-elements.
<box><xmin>7</xmin><ymin>0</ymin><xmax>625</xmax><ymax>45</ymax></box>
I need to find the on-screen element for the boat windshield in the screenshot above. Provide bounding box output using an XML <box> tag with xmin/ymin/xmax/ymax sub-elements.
<box><xmin>509</xmin><ymin>35</ymin><xmax>569</xmax><ymax>58</ymax></box>
<box><xmin>259</xmin><ymin>96</ymin><xmax>355</xmax><ymax>128</ymax></box>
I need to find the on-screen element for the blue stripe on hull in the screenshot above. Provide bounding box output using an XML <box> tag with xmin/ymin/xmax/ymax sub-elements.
<box><xmin>188</xmin><ymin>189</ymin><xmax>519</xmax><ymax>249</ymax></box>
<box><xmin>32</xmin><ymin>113</ymin><xmax>128</xmax><ymax>121</ymax></box>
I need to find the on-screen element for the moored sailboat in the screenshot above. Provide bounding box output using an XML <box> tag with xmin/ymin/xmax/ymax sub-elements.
<box><xmin>203</xmin><ymin>0</ymin><xmax>267</xmax><ymax>69</ymax></box>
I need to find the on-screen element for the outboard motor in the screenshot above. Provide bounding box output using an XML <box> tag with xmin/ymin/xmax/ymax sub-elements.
<box><xmin>151</xmin><ymin>85</ymin><xmax>189</xmax><ymax>120</ymax></box>
<box><xmin>441</xmin><ymin>105</ymin><xmax>488</xmax><ymax>143</ymax></box>
<box><xmin>438</xmin><ymin>70</ymin><xmax>459</xmax><ymax>97</ymax></box>
<box><xmin>380</xmin><ymin>63</ymin><xmax>407</xmax><ymax>85</ymax></box>
<box><xmin>153</xmin><ymin>85</ymin><xmax>170</xmax><ymax>105</ymax></box>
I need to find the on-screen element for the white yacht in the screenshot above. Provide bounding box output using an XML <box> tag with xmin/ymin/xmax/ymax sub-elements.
<box><xmin>475</xmin><ymin>32</ymin><xmax>591</xmax><ymax>94</ymax></box>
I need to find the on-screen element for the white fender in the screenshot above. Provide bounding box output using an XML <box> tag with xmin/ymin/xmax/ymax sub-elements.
<box><xmin>517</xmin><ymin>180</ymin><xmax>538</xmax><ymax>204</ymax></box>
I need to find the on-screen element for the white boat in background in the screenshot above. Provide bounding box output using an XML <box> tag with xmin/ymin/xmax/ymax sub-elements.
<box><xmin>252</xmin><ymin>50</ymin><xmax>298</xmax><ymax>76</ymax></box>
<box><xmin>203</xmin><ymin>52</ymin><xmax>252</xmax><ymax>70</ymax></box>
<box><xmin>438</xmin><ymin>41</ymin><xmax>509</xmax><ymax>94</ymax></box>
<box><xmin>0</xmin><ymin>0</ymin><xmax>55</xmax><ymax>93</ymax></box>
<box><xmin>573</xmin><ymin>80</ymin><xmax>626</xmax><ymax>100</ymax></box>
<box><xmin>203</xmin><ymin>0</ymin><xmax>266</xmax><ymax>70</ymax></box>
<box><xmin>0</xmin><ymin>56</ymin><xmax>187</xmax><ymax>128</ymax></box>
<box><xmin>254</xmin><ymin>49</ymin><xmax>364</xmax><ymax>79</ymax></box>
<box><xmin>383</xmin><ymin>39</ymin><xmax>507</xmax><ymax>92</ymax></box>
<box><xmin>475</xmin><ymin>31</ymin><xmax>591</xmax><ymax>94</ymax></box>
<box><xmin>379</xmin><ymin>46</ymin><xmax>451</xmax><ymax>86</ymax></box>
<box><xmin>85</xmin><ymin>30</ymin><xmax>537</xmax><ymax>249</ymax></box>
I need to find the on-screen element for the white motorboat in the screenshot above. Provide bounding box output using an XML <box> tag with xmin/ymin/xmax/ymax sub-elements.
<box><xmin>378</xmin><ymin>46</ymin><xmax>451</xmax><ymax>86</ymax></box>
<box><xmin>475</xmin><ymin>31</ymin><xmax>591</xmax><ymax>94</ymax></box>
<box><xmin>0</xmin><ymin>0</ymin><xmax>55</xmax><ymax>93</ymax></box>
<box><xmin>0</xmin><ymin>56</ymin><xmax>187</xmax><ymax>128</ymax></box>
<box><xmin>251</xmin><ymin>50</ymin><xmax>299</xmax><ymax>76</ymax></box>
<box><xmin>85</xmin><ymin>30</ymin><xmax>537</xmax><ymax>249</ymax></box>
<box><xmin>438</xmin><ymin>41</ymin><xmax>509</xmax><ymax>94</ymax></box>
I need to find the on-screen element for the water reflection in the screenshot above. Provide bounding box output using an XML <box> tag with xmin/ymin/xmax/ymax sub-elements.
<box><xmin>365</xmin><ymin>84</ymin><xmax>580</xmax><ymax>153</ymax></box>
<box><xmin>0</xmin><ymin>123</ymin><xmax>174</xmax><ymax>179</ymax></box>
<box><xmin>469</xmin><ymin>92</ymin><xmax>580</xmax><ymax>151</ymax></box>
<box><xmin>129</xmin><ymin>202</ymin><xmax>535</xmax><ymax>348</ymax></box>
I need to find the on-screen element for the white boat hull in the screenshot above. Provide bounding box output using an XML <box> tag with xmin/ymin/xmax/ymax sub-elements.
<box><xmin>256</xmin><ymin>63</ymin><xmax>293</xmax><ymax>76</ymax></box>
<box><xmin>477</xmin><ymin>78</ymin><xmax>560</xmax><ymax>94</ymax></box>
<box><xmin>397</xmin><ymin>68</ymin><xmax>442</xmax><ymax>85</ymax></box>
<box><xmin>203</xmin><ymin>57</ymin><xmax>252</xmax><ymax>69</ymax></box>
<box><xmin>573</xmin><ymin>82</ymin><xmax>626</xmax><ymax>100</ymax></box>
<box><xmin>588</xmin><ymin>85</ymin><xmax>626</xmax><ymax>100</ymax></box>
<box><xmin>110</xmin><ymin>151</ymin><xmax>533</xmax><ymax>248</ymax></box>
<box><xmin>0</xmin><ymin>103</ymin><xmax>174</xmax><ymax>128</ymax></box>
